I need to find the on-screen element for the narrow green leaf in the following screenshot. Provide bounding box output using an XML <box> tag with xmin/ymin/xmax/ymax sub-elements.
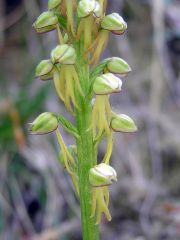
<box><xmin>90</xmin><ymin>59</ymin><xmax>108</xmax><ymax>82</ymax></box>
<box><xmin>56</xmin><ymin>14</ymin><xmax>67</xmax><ymax>29</ymax></box>
<box><xmin>56</xmin><ymin>114</ymin><xmax>80</xmax><ymax>138</ymax></box>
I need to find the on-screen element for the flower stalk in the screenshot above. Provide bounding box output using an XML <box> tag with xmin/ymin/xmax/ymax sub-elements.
<box><xmin>30</xmin><ymin>1</ymin><xmax>137</xmax><ymax>239</ymax></box>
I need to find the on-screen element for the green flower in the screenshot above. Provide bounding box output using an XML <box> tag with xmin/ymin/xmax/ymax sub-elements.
<box><xmin>106</xmin><ymin>57</ymin><xmax>131</xmax><ymax>74</ymax></box>
<box><xmin>35</xmin><ymin>59</ymin><xmax>54</xmax><ymax>80</ymax></box>
<box><xmin>93</xmin><ymin>73</ymin><xmax>122</xmax><ymax>95</ymax></box>
<box><xmin>51</xmin><ymin>44</ymin><xmax>76</xmax><ymax>64</ymax></box>
<box><xmin>77</xmin><ymin>0</ymin><xmax>97</xmax><ymax>18</ymax></box>
<box><xmin>89</xmin><ymin>163</ymin><xmax>117</xmax><ymax>187</ymax></box>
<box><xmin>33</xmin><ymin>11</ymin><xmax>58</xmax><ymax>33</ymax></box>
<box><xmin>101</xmin><ymin>13</ymin><xmax>127</xmax><ymax>35</ymax></box>
<box><xmin>110</xmin><ymin>113</ymin><xmax>137</xmax><ymax>132</ymax></box>
<box><xmin>29</xmin><ymin>112</ymin><xmax>58</xmax><ymax>135</ymax></box>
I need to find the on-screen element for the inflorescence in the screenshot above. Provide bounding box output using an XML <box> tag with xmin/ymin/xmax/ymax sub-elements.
<box><xmin>29</xmin><ymin>0</ymin><xmax>137</xmax><ymax>225</ymax></box>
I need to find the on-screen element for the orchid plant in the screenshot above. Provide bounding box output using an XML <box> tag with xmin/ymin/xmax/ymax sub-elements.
<box><xmin>29</xmin><ymin>0</ymin><xmax>137</xmax><ymax>239</ymax></box>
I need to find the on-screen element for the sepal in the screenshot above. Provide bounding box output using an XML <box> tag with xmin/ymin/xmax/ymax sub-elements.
<box><xmin>101</xmin><ymin>13</ymin><xmax>127</xmax><ymax>34</ymax></box>
<box><xmin>35</xmin><ymin>59</ymin><xmax>54</xmax><ymax>80</ymax></box>
<box><xmin>93</xmin><ymin>73</ymin><xmax>122</xmax><ymax>95</ymax></box>
<box><xmin>33</xmin><ymin>11</ymin><xmax>58</xmax><ymax>33</ymax></box>
<box><xmin>110</xmin><ymin>113</ymin><xmax>137</xmax><ymax>132</ymax></box>
<box><xmin>29</xmin><ymin>112</ymin><xmax>58</xmax><ymax>135</ymax></box>
<box><xmin>89</xmin><ymin>163</ymin><xmax>117</xmax><ymax>187</ymax></box>
<box><xmin>106</xmin><ymin>57</ymin><xmax>131</xmax><ymax>75</ymax></box>
<box><xmin>51</xmin><ymin>44</ymin><xmax>76</xmax><ymax>64</ymax></box>
<box><xmin>77</xmin><ymin>0</ymin><xmax>98</xmax><ymax>18</ymax></box>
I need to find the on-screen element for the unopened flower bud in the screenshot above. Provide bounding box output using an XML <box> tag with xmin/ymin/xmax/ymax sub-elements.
<box><xmin>101</xmin><ymin>13</ymin><xmax>127</xmax><ymax>35</ymax></box>
<box><xmin>77</xmin><ymin>0</ymin><xmax>97</xmax><ymax>18</ymax></box>
<box><xmin>35</xmin><ymin>59</ymin><xmax>54</xmax><ymax>80</ymax></box>
<box><xmin>106</xmin><ymin>57</ymin><xmax>131</xmax><ymax>75</ymax></box>
<box><xmin>33</xmin><ymin>11</ymin><xmax>58</xmax><ymax>33</ymax></box>
<box><xmin>29</xmin><ymin>112</ymin><xmax>58</xmax><ymax>135</ymax></box>
<box><xmin>110</xmin><ymin>113</ymin><xmax>137</xmax><ymax>132</ymax></box>
<box><xmin>51</xmin><ymin>44</ymin><xmax>76</xmax><ymax>64</ymax></box>
<box><xmin>48</xmin><ymin>0</ymin><xmax>62</xmax><ymax>10</ymax></box>
<box><xmin>93</xmin><ymin>73</ymin><xmax>122</xmax><ymax>95</ymax></box>
<box><xmin>89</xmin><ymin>163</ymin><xmax>117</xmax><ymax>187</ymax></box>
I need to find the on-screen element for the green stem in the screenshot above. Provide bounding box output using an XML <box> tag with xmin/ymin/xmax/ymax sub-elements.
<box><xmin>75</xmin><ymin>42</ymin><xmax>99</xmax><ymax>240</ymax></box>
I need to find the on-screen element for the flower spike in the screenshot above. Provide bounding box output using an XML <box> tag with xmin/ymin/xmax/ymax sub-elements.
<box><xmin>31</xmin><ymin>0</ymin><xmax>136</xmax><ymax>231</ymax></box>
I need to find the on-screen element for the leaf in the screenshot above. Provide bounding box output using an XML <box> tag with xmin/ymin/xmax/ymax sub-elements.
<box><xmin>56</xmin><ymin>14</ymin><xmax>67</xmax><ymax>29</ymax></box>
<box><xmin>56</xmin><ymin>114</ymin><xmax>80</xmax><ymax>138</ymax></box>
<box><xmin>90</xmin><ymin>59</ymin><xmax>109</xmax><ymax>83</ymax></box>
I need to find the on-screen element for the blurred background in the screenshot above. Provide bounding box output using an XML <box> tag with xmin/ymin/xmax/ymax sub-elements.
<box><xmin>0</xmin><ymin>0</ymin><xmax>180</xmax><ymax>239</ymax></box>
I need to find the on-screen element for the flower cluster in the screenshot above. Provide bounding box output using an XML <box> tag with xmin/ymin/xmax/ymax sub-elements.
<box><xmin>29</xmin><ymin>0</ymin><xmax>137</xmax><ymax>226</ymax></box>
